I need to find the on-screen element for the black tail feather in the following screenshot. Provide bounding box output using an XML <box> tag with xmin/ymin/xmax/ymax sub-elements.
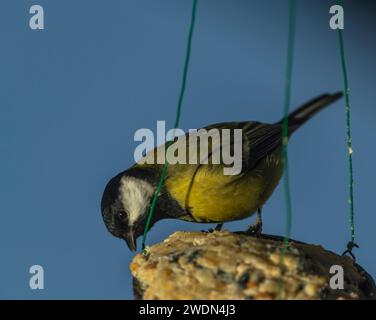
<box><xmin>277</xmin><ymin>92</ymin><xmax>343</xmax><ymax>134</ymax></box>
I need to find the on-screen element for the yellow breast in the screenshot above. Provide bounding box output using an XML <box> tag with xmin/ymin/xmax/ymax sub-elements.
<box><xmin>165</xmin><ymin>150</ymin><xmax>283</xmax><ymax>222</ymax></box>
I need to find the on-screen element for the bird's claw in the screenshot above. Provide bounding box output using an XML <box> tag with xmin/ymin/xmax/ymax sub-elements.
<box><xmin>245</xmin><ymin>222</ymin><xmax>263</xmax><ymax>237</ymax></box>
<box><xmin>201</xmin><ymin>223</ymin><xmax>223</xmax><ymax>233</ymax></box>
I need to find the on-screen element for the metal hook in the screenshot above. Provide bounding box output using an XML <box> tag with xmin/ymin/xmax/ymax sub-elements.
<box><xmin>342</xmin><ymin>241</ymin><xmax>359</xmax><ymax>261</ymax></box>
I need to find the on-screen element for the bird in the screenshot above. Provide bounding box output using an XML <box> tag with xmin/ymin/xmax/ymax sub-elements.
<box><xmin>101</xmin><ymin>92</ymin><xmax>343</xmax><ymax>251</ymax></box>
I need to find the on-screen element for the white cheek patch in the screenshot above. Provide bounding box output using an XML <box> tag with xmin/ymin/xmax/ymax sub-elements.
<box><xmin>119</xmin><ymin>176</ymin><xmax>154</xmax><ymax>226</ymax></box>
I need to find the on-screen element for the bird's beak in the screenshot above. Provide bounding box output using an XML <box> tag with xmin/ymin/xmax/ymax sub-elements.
<box><xmin>124</xmin><ymin>233</ymin><xmax>137</xmax><ymax>252</ymax></box>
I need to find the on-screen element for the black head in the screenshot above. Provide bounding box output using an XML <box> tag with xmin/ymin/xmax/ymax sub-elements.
<box><xmin>101</xmin><ymin>171</ymin><xmax>155</xmax><ymax>251</ymax></box>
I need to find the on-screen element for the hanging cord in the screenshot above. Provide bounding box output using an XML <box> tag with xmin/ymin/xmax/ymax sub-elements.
<box><xmin>336</xmin><ymin>0</ymin><xmax>358</xmax><ymax>260</ymax></box>
<box><xmin>278</xmin><ymin>0</ymin><xmax>296</xmax><ymax>299</ymax></box>
<box><xmin>141</xmin><ymin>0</ymin><xmax>198</xmax><ymax>255</ymax></box>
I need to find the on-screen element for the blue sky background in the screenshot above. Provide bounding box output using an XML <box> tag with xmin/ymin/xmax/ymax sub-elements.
<box><xmin>0</xmin><ymin>0</ymin><xmax>375</xmax><ymax>299</ymax></box>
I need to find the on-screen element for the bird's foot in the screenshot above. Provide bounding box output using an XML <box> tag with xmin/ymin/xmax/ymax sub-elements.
<box><xmin>201</xmin><ymin>223</ymin><xmax>223</xmax><ymax>233</ymax></box>
<box><xmin>201</xmin><ymin>228</ymin><xmax>214</xmax><ymax>233</ymax></box>
<box><xmin>245</xmin><ymin>221</ymin><xmax>263</xmax><ymax>237</ymax></box>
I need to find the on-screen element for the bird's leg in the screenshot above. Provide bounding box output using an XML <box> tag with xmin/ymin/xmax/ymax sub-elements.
<box><xmin>215</xmin><ymin>223</ymin><xmax>223</xmax><ymax>231</ymax></box>
<box><xmin>245</xmin><ymin>207</ymin><xmax>263</xmax><ymax>236</ymax></box>
<box><xmin>201</xmin><ymin>223</ymin><xmax>224</xmax><ymax>233</ymax></box>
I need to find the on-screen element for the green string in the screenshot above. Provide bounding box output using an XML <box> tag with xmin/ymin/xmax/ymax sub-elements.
<box><xmin>141</xmin><ymin>0</ymin><xmax>198</xmax><ymax>255</ymax></box>
<box><xmin>278</xmin><ymin>0</ymin><xmax>296</xmax><ymax>299</ymax></box>
<box><xmin>336</xmin><ymin>0</ymin><xmax>355</xmax><ymax>245</ymax></box>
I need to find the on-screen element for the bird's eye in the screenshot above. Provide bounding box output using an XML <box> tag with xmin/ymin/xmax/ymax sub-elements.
<box><xmin>117</xmin><ymin>211</ymin><xmax>126</xmax><ymax>220</ymax></box>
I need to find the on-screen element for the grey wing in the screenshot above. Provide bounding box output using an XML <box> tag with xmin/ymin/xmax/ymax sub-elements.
<box><xmin>142</xmin><ymin>121</ymin><xmax>283</xmax><ymax>176</ymax></box>
<box><xmin>202</xmin><ymin>121</ymin><xmax>283</xmax><ymax>174</ymax></box>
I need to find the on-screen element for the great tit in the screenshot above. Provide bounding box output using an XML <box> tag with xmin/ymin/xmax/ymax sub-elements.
<box><xmin>101</xmin><ymin>92</ymin><xmax>342</xmax><ymax>251</ymax></box>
